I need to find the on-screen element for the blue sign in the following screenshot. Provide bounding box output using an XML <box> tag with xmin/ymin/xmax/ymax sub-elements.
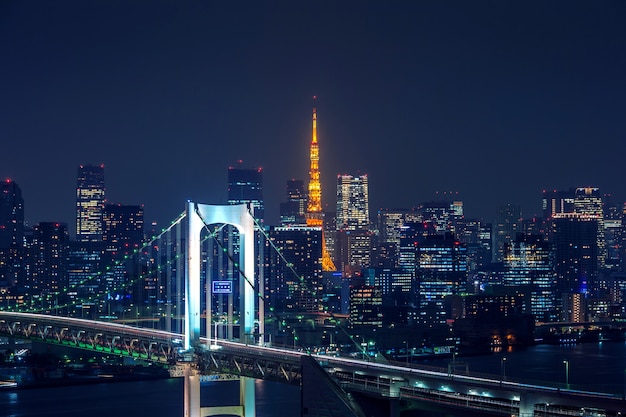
<box><xmin>212</xmin><ymin>280</ymin><xmax>233</xmax><ymax>294</ymax></box>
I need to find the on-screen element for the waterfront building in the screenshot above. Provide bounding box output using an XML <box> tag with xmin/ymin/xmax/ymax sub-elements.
<box><xmin>76</xmin><ymin>164</ymin><xmax>105</xmax><ymax>242</ymax></box>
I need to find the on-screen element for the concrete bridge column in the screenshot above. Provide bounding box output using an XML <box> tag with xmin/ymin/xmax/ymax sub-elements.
<box><xmin>389</xmin><ymin>399</ymin><xmax>401</xmax><ymax>417</ymax></box>
<box><xmin>240</xmin><ymin>377</ymin><xmax>255</xmax><ymax>417</ymax></box>
<box><xmin>183</xmin><ymin>365</ymin><xmax>200</xmax><ymax>417</ymax></box>
<box><xmin>518</xmin><ymin>392</ymin><xmax>538</xmax><ymax>417</ymax></box>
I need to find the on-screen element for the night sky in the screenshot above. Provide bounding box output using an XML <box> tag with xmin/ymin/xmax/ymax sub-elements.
<box><xmin>2</xmin><ymin>1</ymin><xmax>626</xmax><ymax>234</ymax></box>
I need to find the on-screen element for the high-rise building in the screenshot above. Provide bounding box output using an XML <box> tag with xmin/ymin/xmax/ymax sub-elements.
<box><xmin>503</xmin><ymin>233</ymin><xmax>556</xmax><ymax>322</ymax></box>
<box><xmin>493</xmin><ymin>203</ymin><xmax>522</xmax><ymax>263</ymax></box>
<box><xmin>76</xmin><ymin>164</ymin><xmax>106</xmax><ymax>242</ymax></box>
<box><xmin>305</xmin><ymin>97</ymin><xmax>335</xmax><ymax>271</ymax></box>
<box><xmin>574</xmin><ymin>187</ymin><xmax>606</xmax><ymax>269</ymax></box>
<box><xmin>415</xmin><ymin>200</ymin><xmax>463</xmax><ymax>235</ymax></box>
<box><xmin>348</xmin><ymin>285</ymin><xmax>383</xmax><ymax>328</ymax></box>
<box><xmin>336</xmin><ymin>174</ymin><xmax>370</xmax><ymax>231</ymax></box>
<box><xmin>335</xmin><ymin>173</ymin><xmax>371</xmax><ymax>272</ymax></box>
<box><xmin>280</xmin><ymin>179</ymin><xmax>307</xmax><ymax>225</ymax></box>
<box><xmin>227</xmin><ymin>162</ymin><xmax>264</xmax><ymax>223</ymax></box>
<box><xmin>542</xmin><ymin>189</ymin><xmax>575</xmax><ymax>220</ymax></box>
<box><xmin>268</xmin><ymin>226</ymin><xmax>323</xmax><ymax>312</ymax></box>
<box><xmin>103</xmin><ymin>204</ymin><xmax>145</xmax><ymax>254</ymax></box>
<box><xmin>553</xmin><ymin>213</ymin><xmax>598</xmax><ymax>320</ymax></box>
<box><xmin>416</xmin><ymin>233</ymin><xmax>468</xmax><ymax>325</ymax></box>
<box><xmin>0</xmin><ymin>179</ymin><xmax>25</xmax><ymax>286</ymax></box>
<box><xmin>102</xmin><ymin>204</ymin><xmax>145</xmax><ymax>301</ymax></box>
<box><xmin>28</xmin><ymin>222</ymin><xmax>70</xmax><ymax>307</ymax></box>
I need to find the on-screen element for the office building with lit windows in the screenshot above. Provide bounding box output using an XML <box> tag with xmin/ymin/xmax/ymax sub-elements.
<box><xmin>349</xmin><ymin>284</ymin><xmax>383</xmax><ymax>328</ymax></box>
<box><xmin>503</xmin><ymin>234</ymin><xmax>557</xmax><ymax>323</ymax></box>
<box><xmin>335</xmin><ymin>174</ymin><xmax>371</xmax><ymax>272</ymax></box>
<box><xmin>28</xmin><ymin>222</ymin><xmax>70</xmax><ymax>305</ymax></box>
<box><xmin>267</xmin><ymin>226</ymin><xmax>323</xmax><ymax>312</ymax></box>
<box><xmin>227</xmin><ymin>163</ymin><xmax>264</xmax><ymax>223</ymax></box>
<box><xmin>416</xmin><ymin>233</ymin><xmax>468</xmax><ymax>325</ymax></box>
<box><xmin>553</xmin><ymin>213</ymin><xmax>598</xmax><ymax>320</ymax></box>
<box><xmin>280</xmin><ymin>179</ymin><xmax>307</xmax><ymax>225</ymax></box>
<box><xmin>76</xmin><ymin>164</ymin><xmax>106</xmax><ymax>242</ymax></box>
<box><xmin>336</xmin><ymin>174</ymin><xmax>369</xmax><ymax>231</ymax></box>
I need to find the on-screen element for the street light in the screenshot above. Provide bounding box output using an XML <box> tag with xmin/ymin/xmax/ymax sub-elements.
<box><xmin>501</xmin><ymin>357</ymin><xmax>507</xmax><ymax>382</ymax></box>
<box><xmin>563</xmin><ymin>360</ymin><xmax>569</xmax><ymax>388</ymax></box>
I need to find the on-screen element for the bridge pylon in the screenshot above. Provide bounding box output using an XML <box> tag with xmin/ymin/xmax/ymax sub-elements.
<box><xmin>184</xmin><ymin>202</ymin><xmax>258</xmax><ymax>351</ymax></box>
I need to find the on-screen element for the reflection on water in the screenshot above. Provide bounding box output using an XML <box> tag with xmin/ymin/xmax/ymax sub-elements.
<box><xmin>416</xmin><ymin>341</ymin><xmax>626</xmax><ymax>394</ymax></box>
<box><xmin>2</xmin><ymin>342</ymin><xmax>625</xmax><ymax>416</ymax></box>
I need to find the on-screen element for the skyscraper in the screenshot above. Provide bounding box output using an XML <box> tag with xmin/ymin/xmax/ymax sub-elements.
<box><xmin>0</xmin><ymin>179</ymin><xmax>24</xmax><ymax>286</ymax></box>
<box><xmin>268</xmin><ymin>226</ymin><xmax>323</xmax><ymax>312</ymax></box>
<box><xmin>103</xmin><ymin>203</ymin><xmax>145</xmax><ymax>254</ymax></box>
<box><xmin>416</xmin><ymin>233</ymin><xmax>468</xmax><ymax>325</ymax></box>
<box><xmin>280</xmin><ymin>179</ymin><xmax>307</xmax><ymax>225</ymax></box>
<box><xmin>76</xmin><ymin>164</ymin><xmax>105</xmax><ymax>242</ymax></box>
<box><xmin>336</xmin><ymin>174</ymin><xmax>370</xmax><ymax>231</ymax></box>
<box><xmin>227</xmin><ymin>162</ymin><xmax>264</xmax><ymax>223</ymax></box>
<box><xmin>29</xmin><ymin>222</ymin><xmax>70</xmax><ymax>306</ymax></box>
<box><xmin>305</xmin><ymin>97</ymin><xmax>335</xmax><ymax>271</ymax></box>
<box><xmin>493</xmin><ymin>203</ymin><xmax>522</xmax><ymax>263</ymax></box>
<box><xmin>503</xmin><ymin>233</ymin><xmax>557</xmax><ymax>322</ymax></box>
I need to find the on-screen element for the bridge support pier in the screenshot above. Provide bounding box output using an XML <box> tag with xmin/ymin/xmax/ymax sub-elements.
<box><xmin>183</xmin><ymin>363</ymin><xmax>256</xmax><ymax>417</ymax></box>
<box><xmin>183</xmin><ymin>365</ymin><xmax>200</xmax><ymax>417</ymax></box>
<box><xmin>389</xmin><ymin>398</ymin><xmax>401</xmax><ymax>417</ymax></box>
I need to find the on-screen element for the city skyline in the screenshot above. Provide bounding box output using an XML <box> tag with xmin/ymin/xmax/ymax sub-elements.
<box><xmin>2</xmin><ymin>2</ymin><xmax>626</xmax><ymax>229</ymax></box>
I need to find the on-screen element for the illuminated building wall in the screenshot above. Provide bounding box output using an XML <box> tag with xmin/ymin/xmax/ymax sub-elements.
<box><xmin>76</xmin><ymin>164</ymin><xmax>105</xmax><ymax>242</ymax></box>
<box><xmin>349</xmin><ymin>284</ymin><xmax>383</xmax><ymax>328</ymax></box>
<box><xmin>416</xmin><ymin>233</ymin><xmax>468</xmax><ymax>325</ymax></box>
<box><xmin>336</xmin><ymin>174</ymin><xmax>369</xmax><ymax>231</ymax></box>
<box><xmin>503</xmin><ymin>233</ymin><xmax>556</xmax><ymax>322</ymax></box>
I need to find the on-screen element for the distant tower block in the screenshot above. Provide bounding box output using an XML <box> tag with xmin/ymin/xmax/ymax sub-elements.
<box><xmin>184</xmin><ymin>202</ymin><xmax>257</xmax><ymax>351</ymax></box>
<box><xmin>306</xmin><ymin>97</ymin><xmax>336</xmax><ymax>271</ymax></box>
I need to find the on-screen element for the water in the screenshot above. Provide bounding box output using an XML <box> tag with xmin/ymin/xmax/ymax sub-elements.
<box><xmin>417</xmin><ymin>341</ymin><xmax>626</xmax><ymax>394</ymax></box>
<box><xmin>0</xmin><ymin>378</ymin><xmax>301</xmax><ymax>417</ymax></box>
<box><xmin>2</xmin><ymin>341</ymin><xmax>626</xmax><ymax>416</ymax></box>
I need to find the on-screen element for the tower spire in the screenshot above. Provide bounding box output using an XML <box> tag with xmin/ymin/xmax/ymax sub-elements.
<box><xmin>306</xmin><ymin>96</ymin><xmax>336</xmax><ymax>271</ymax></box>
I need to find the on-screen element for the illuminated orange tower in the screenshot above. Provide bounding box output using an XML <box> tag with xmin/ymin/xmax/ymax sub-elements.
<box><xmin>306</xmin><ymin>96</ymin><xmax>336</xmax><ymax>271</ymax></box>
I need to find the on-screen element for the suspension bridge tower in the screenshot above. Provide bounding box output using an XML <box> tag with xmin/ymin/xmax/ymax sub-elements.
<box><xmin>306</xmin><ymin>96</ymin><xmax>336</xmax><ymax>272</ymax></box>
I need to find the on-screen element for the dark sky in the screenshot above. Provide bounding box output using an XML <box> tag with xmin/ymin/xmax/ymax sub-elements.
<box><xmin>2</xmin><ymin>1</ymin><xmax>626</xmax><ymax>234</ymax></box>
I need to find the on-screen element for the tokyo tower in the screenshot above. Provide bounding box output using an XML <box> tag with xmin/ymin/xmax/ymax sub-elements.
<box><xmin>306</xmin><ymin>96</ymin><xmax>336</xmax><ymax>271</ymax></box>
